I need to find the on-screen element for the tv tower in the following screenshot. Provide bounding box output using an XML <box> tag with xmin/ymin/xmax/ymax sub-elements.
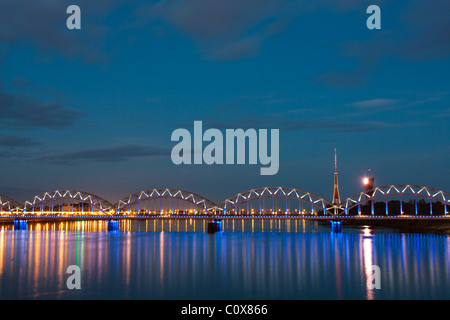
<box><xmin>332</xmin><ymin>148</ymin><xmax>341</xmax><ymax>205</ymax></box>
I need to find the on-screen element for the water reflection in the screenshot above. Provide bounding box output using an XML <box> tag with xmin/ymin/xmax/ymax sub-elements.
<box><xmin>0</xmin><ymin>220</ymin><xmax>448</xmax><ymax>299</ymax></box>
<box><xmin>362</xmin><ymin>227</ymin><xmax>375</xmax><ymax>300</ymax></box>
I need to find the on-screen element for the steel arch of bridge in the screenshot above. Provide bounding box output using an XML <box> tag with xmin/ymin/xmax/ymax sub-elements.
<box><xmin>0</xmin><ymin>194</ymin><xmax>21</xmax><ymax>212</ymax></box>
<box><xmin>341</xmin><ymin>184</ymin><xmax>450</xmax><ymax>215</ymax></box>
<box><xmin>115</xmin><ymin>188</ymin><xmax>218</xmax><ymax>214</ymax></box>
<box><xmin>217</xmin><ymin>186</ymin><xmax>332</xmax><ymax>215</ymax></box>
<box><xmin>23</xmin><ymin>190</ymin><xmax>113</xmax><ymax>213</ymax></box>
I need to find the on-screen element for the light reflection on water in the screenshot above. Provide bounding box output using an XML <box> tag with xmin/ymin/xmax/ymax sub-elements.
<box><xmin>0</xmin><ymin>219</ymin><xmax>449</xmax><ymax>299</ymax></box>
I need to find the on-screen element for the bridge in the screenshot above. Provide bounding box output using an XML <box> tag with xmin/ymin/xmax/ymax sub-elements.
<box><xmin>1</xmin><ymin>184</ymin><xmax>449</xmax><ymax>221</ymax></box>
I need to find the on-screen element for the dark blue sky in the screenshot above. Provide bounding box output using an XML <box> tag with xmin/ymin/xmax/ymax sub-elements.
<box><xmin>1</xmin><ymin>0</ymin><xmax>449</xmax><ymax>204</ymax></box>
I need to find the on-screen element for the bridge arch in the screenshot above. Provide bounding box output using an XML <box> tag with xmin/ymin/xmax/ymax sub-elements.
<box><xmin>341</xmin><ymin>185</ymin><xmax>450</xmax><ymax>216</ymax></box>
<box><xmin>0</xmin><ymin>194</ymin><xmax>21</xmax><ymax>213</ymax></box>
<box><xmin>217</xmin><ymin>186</ymin><xmax>332</xmax><ymax>215</ymax></box>
<box><xmin>23</xmin><ymin>190</ymin><xmax>113</xmax><ymax>215</ymax></box>
<box><xmin>115</xmin><ymin>189</ymin><xmax>218</xmax><ymax>215</ymax></box>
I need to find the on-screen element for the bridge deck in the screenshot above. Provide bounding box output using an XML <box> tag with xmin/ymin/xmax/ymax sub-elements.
<box><xmin>1</xmin><ymin>214</ymin><xmax>450</xmax><ymax>222</ymax></box>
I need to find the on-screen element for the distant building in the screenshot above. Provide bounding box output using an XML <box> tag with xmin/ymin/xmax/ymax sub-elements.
<box><xmin>364</xmin><ymin>169</ymin><xmax>375</xmax><ymax>193</ymax></box>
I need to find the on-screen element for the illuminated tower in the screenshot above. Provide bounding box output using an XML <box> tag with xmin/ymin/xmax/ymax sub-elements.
<box><xmin>363</xmin><ymin>169</ymin><xmax>375</xmax><ymax>193</ymax></box>
<box><xmin>332</xmin><ymin>148</ymin><xmax>341</xmax><ymax>206</ymax></box>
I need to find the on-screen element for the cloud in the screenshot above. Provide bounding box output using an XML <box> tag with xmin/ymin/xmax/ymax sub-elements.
<box><xmin>12</xmin><ymin>77</ymin><xmax>30</xmax><ymax>88</ymax></box>
<box><xmin>316</xmin><ymin>67</ymin><xmax>373</xmax><ymax>89</ymax></box>
<box><xmin>0</xmin><ymin>135</ymin><xmax>36</xmax><ymax>147</ymax></box>
<box><xmin>133</xmin><ymin>0</ymin><xmax>295</xmax><ymax>60</ymax></box>
<box><xmin>40</xmin><ymin>145</ymin><xmax>170</xmax><ymax>165</ymax></box>
<box><xmin>351</xmin><ymin>99</ymin><xmax>399</xmax><ymax>109</ymax></box>
<box><xmin>189</xmin><ymin>114</ymin><xmax>390</xmax><ymax>134</ymax></box>
<box><xmin>397</xmin><ymin>1</ymin><xmax>450</xmax><ymax>61</ymax></box>
<box><xmin>3</xmin><ymin>0</ymin><xmax>448</xmax><ymax>66</ymax></box>
<box><xmin>279</xmin><ymin>118</ymin><xmax>391</xmax><ymax>133</ymax></box>
<box><xmin>205</xmin><ymin>36</ymin><xmax>261</xmax><ymax>61</ymax></box>
<box><xmin>349</xmin><ymin>96</ymin><xmax>445</xmax><ymax>116</ymax></box>
<box><xmin>137</xmin><ymin>0</ymin><xmax>283</xmax><ymax>38</ymax></box>
<box><xmin>0</xmin><ymin>0</ymin><xmax>121</xmax><ymax>63</ymax></box>
<box><xmin>318</xmin><ymin>1</ymin><xmax>450</xmax><ymax>87</ymax></box>
<box><xmin>0</xmin><ymin>150</ymin><xmax>24</xmax><ymax>160</ymax></box>
<box><xmin>0</xmin><ymin>87</ymin><xmax>84</xmax><ymax>128</ymax></box>
<box><xmin>0</xmin><ymin>187</ymin><xmax>43</xmax><ymax>203</ymax></box>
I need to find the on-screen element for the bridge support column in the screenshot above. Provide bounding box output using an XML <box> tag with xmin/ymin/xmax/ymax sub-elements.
<box><xmin>385</xmin><ymin>197</ymin><xmax>388</xmax><ymax>215</ymax></box>
<box><xmin>207</xmin><ymin>220</ymin><xmax>222</xmax><ymax>233</ymax></box>
<box><xmin>400</xmin><ymin>198</ymin><xmax>403</xmax><ymax>215</ymax></box>
<box><xmin>272</xmin><ymin>196</ymin><xmax>275</xmax><ymax>215</ymax></box>
<box><xmin>285</xmin><ymin>197</ymin><xmax>288</xmax><ymax>214</ymax></box>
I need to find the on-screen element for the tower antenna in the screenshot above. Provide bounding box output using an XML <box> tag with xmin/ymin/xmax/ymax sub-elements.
<box><xmin>334</xmin><ymin>148</ymin><xmax>337</xmax><ymax>172</ymax></box>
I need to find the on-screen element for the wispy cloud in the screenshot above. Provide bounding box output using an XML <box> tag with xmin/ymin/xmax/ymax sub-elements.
<box><xmin>39</xmin><ymin>145</ymin><xmax>170</xmax><ymax>165</ymax></box>
<box><xmin>351</xmin><ymin>99</ymin><xmax>399</xmax><ymax>109</ymax></box>
<box><xmin>0</xmin><ymin>135</ymin><xmax>36</xmax><ymax>147</ymax></box>
<box><xmin>132</xmin><ymin>0</ymin><xmax>296</xmax><ymax>61</ymax></box>
<box><xmin>11</xmin><ymin>77</ymin><xmax>30</xmax><ymax>88</ymax></box>
<box><xmin>0</xmin><ymin>0</ymin><xmax>119</xmax><ymax>63</ymax></box>
<box><xmin>318</xmin><ymin>1</ymin><xmax>450</xmax><ymax>87</ymax></box>
<box><xmin>189</xmin><ymin>114</ymin><xmax>392</xmax><ymax>134</ymax></box>
<box><xmin>0</xmin><ymin>87</ymin><xmax>84</xmax><ymax>129</ymax></box>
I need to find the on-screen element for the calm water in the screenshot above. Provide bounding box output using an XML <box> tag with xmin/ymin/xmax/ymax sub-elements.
<box><xmin>0</xmin><ymin>219</ymin><xmax>449</xmax><ymax>299</ymax></box>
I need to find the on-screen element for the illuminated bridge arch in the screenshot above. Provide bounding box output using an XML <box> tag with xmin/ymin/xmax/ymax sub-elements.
<box><xmin>217</xmin><ymin>187</ymin><xmax>332</xmax><ymax>215</ymax></box>
<box><xmin>0</xmin><ymin>194</ymin><xmax>21</xmax><ymax>213</ymax></box>
<box><xmin>341</xmin><ymin>185</ymin><xmax>450</xmax><ymax>216</ymax></box>
<box><xmin>115</xmin><ymin>189</ymin><xmax>218</xmax><ymax>215</ymax></box>
<box><xmin>23</xmin><ymin>190</ymin><xmax>113</xmax><ymax>215</ymax></box>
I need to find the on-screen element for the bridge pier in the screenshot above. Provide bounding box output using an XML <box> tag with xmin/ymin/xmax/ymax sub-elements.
<box><xmin>207</xmin><ymin>220</ymin><xmax>222</xmax><ymax>233</ymax></box>
<box><xmin>13</xmin><ymin>220</ymin><xmax>27</xmax><ymax>230</ymax></box>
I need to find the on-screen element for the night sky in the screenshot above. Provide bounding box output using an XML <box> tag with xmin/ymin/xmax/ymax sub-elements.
<box><xmin>1</xmin><ymin>1</ymin><xmax>449</xmax><ymax>205</ymax></box>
